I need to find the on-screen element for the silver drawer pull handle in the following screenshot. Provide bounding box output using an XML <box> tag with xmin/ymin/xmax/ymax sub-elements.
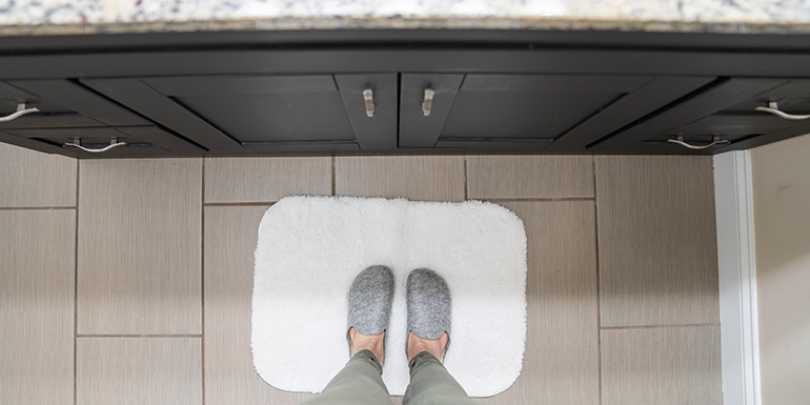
<box><xmin>422</xmin><ymin>88</ymin><xmax>435</xmax><ymax>117</ymax></box>
<box><xmin>667</xmin><ymin>135</ymin><xmax>729</xmax><ymax>150</ymax></box>
<box><xmin>363</xmin><ymin>88</ymin><xmax>374</xmax><ymax>117</ymax></box>
<box><xmin>755</xmin><ymin>101</ymin><xmax>810</xmax><ymax>120</ymax></box>
<box><xmin>0</xmin><ymin>103</ymin><xmax>40</xmax><ymax>122</ymax></box>
<box><xmin>64</xmin><ymin>137</ymin><xmax>127</xmax><ymax>153</ymax></box>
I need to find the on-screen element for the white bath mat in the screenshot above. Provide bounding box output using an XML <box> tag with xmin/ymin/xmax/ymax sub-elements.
<box><xmin>252</xmin><ymin>196</ymin><xmax>527</xmax><ymax>397</ymax></box>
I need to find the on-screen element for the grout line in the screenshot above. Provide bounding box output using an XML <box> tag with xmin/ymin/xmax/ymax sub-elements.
<box><xmin>332</xmin><ymin>155</ymin><xmax>336</xmax><ymax>196</ymax></box>
<box><xmin>200</xmin><ymin>158</ymin><xmax>206</xmax><ymax>405</ymax></box>
<box><xmin>463</xmin><ymin>156</ymin><xmax>468</xmax><ymax>200</ymax></box>
<box><xmin>485</xmin><ymin>197</ymin><xmax>596</xmax><ymax>202</ymax></box>
<box><xmin>600</xmin><ymin>323</ymin><xmax>722</xmax><ymax>330</ymax></box>
<box><xmin>0</xmin><ymin>206</ymin><xmax>76</xmax><ymax>210</ymax></box>
<box><xmin>592</xmin><ymin>155</ymin><xmax>603</xmax><ymax>405</ymax></box>
<box><xmin>204</xmin><ymin>202</ymin><xmax>278</xmax><ymax>207</ymax></box>
<box><xmin>76</xmin><ymin>334</ymin><xmax>205</xmax><ymax>338</ymax></box>
<box><xmin>73</xmin><ymin>159</ymin><xmax>80</xmax><ymax>405</ymax></box>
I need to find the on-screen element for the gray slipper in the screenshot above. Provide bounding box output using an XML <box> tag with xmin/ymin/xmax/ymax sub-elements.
<box><xmin>406</xmin><ymin>268</ymin><xmax>451</xmax><ymax>359</ymax></box>
<box><xmin>347</xmin><ymin>265</ymin><xmax>395</xmax><ymax>357</ymax></box>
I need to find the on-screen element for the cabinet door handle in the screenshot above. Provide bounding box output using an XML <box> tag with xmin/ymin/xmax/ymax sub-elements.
<box><xmin>64</xmin><ymin>138</ymin><xmax>127</xmax><ymax>153</ymax></box>
<box><xmin>0</xmin><ymin>103</ymin><xmax>40</xmax><ymax>122</ymax></box>
<box><xmin>755</xmin><ymin>101</ymin><xmax>810</xmax><ymax>120</ymax></box>
<box><xmin>422</xmin><ymin>88</ymin><xmax>435</xmax><ymax>117</ymax></box>
<box><xmin>667</xmin><ymin>135</ymin><xmax>729</xmax><ymax>150</ymax></box>
<box><xmin>363</xmin><ymin>88</ymin><xmax>374</xmax><ymax>117</ymax></box>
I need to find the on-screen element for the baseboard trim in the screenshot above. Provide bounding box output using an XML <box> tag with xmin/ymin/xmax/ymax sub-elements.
<box><xmin>713</xmin><ymin>150</ymin><xmax>761</xmax><ymax>405</ymax></box>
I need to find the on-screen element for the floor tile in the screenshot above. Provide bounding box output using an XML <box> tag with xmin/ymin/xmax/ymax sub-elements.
<box><xmin>467</xmin><ymin>155</ymin><xmax>594</xmax><ymax>199</ymax></box>
<box><xmin>77</xmin><ymin>337</ymin><xmax>202</xmax><ymax>405</ymax></box>
<box><xmin>0</xmin><ymin>142</ymin><xmax>76</xmax><ymax>207</ymax></box>
<box><xmin>335</xmin><ymin>156</ymin><xmax>465</xmax><ymax>201</ymax></box>
<box><xmin>0</xmin><ymin>210</ymin><xmax>75</xmax><ymax>405</ymax></box>
<box><xmin>482</xmin><ymin>201</ymin><xmax>599</xmax><ymax>405</ymax></box>
<box><xmin>601</xmin><ymin>326</ymin><xmax>722</xmax><ymax>405</ymax></box>
<box><xmin>204</xmin><ymin>157</ymin><xmax>332</xmax><ymax>203</ymax></box>
<box><xmin>595</xmin><ymin>156</ymin><xmax>719</xmax><ymax>327</ymax></box>
<box><xmin>204</xmin><ymin>206</ymin><xmax>313</xmax><ymax>405</ymax></box>
<box><xmin>77</xmin><ymin>159</ymin><xmax>202</xmax><ymax>334</ymax></box>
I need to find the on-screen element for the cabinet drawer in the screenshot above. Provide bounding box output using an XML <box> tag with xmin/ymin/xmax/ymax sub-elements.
<box><xmin>1</xmin><ymin>126</ymin><xmax>204</xmax><ymax>158</ymax></box>
<box><xmin>621</xmin><ymin>115</ymin><xmax>784</xmax><ymax>154</ymax></box>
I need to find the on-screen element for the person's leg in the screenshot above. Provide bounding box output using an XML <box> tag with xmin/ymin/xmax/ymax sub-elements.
<box><xmin>403</xmin><ymin>352</ymin><xmax>476</xmax><ymax>405</ymax></box>
<box><xmin>300</xmin><ymin>349</ymin><xmax>391</xmax><ymax>405</ymax></box>
<box><xmin>402</xmin><ymin>332</ymin><xmax>476</xmax><ymax>405</ymax></box>
<box><xmin>302</xmin><ymin>265</ymin><xmax>394</xmax><ymax>405</ymax></box>
<box><xmin>403</xmin><ymin>269</ymin><xmax>475</xmax><ymax>405</ymax></box>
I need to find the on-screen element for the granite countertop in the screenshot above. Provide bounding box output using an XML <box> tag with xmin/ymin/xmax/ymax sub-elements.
<box><xmin>1</xmin><ymin>0</ymin><xmax>810</xmax><ymax>36</ymax></box>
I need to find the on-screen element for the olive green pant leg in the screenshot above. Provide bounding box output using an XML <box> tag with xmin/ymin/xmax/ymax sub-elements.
<box><xmin>300</xmin><ymin>350</ymin><xmax>391</xmax><ymax>405</ymax></box>
<box><xmin>402</xmin><ymin>352</ymin><xmax>477</xmax><ymax>405</ymax></box>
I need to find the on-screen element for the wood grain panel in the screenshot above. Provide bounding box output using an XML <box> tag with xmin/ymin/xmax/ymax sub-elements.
<box><xmin>601</xmin><ymin>326</ymin><xmax>722</xmax><ymax>405</ymax></box>
<box><xmin>77</xmin><ymin>337</ymin><xmax>202</xmax><ymax>405</ymax></box>
<box><xmin>467</xmin><ymin>155</ymin><xmax>594</xmax><ymax>200</ymax></box>
<box><xmin>595</xmin><ymin>156</ymin><xmax>719</xmax><ymax>327</ymax></box>
<box><xmin>481</xmin><ymin>201</ymin><xmax>599</xmax><ymax>405</ymax></box>
<box><xmin>0</xmin><ymin>210</ymin><xmax>75</xmax><ymax>405</ymax></box>
<box><xmin>77</xmin><ymin>159</ymin><xmax>202</xmax><ymax>334</ymax></box>
<box><xmin>204</xmin><ymin>206</ymin><xmax>313</xmax><ymax>405</ymax></box>
<box><xmin>335</xmin><ymin>156</ymin><xmax>465</xmax><ymax>201</ymax></box>
<box><xmin>0</xmin><ymin>142</ymin><xmax>76</xmax><ymax>207</ymax></box>
<box><xmin>204</xmin><ymin>157</ymin><xmax>332</xmax><ymax>203</ymax></box>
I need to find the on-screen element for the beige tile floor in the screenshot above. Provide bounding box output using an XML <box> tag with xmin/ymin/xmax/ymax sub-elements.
<box><xmin>0</xmin><ymin>143</ymin><xmax>722</xmax><ymax>405</ymax></box>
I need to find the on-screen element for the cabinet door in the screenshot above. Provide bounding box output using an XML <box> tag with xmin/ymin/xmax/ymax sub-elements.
<box><xmin>399</xmin><ymin>74</ymin><xmax>464</xmax><ymax>147</ymax></box>
<box><xmin>589</xmin><ymin>78</ymin><xmax>801</xmax><ymax>154</ymax></box>
<box><xmin>82</xmin><ymin>74</ymin><xmax>398</xmax><ymax>155</ymax></box>
<box><xmin>398</xmin><ymin>74</ymin><xmax>713</xmax><ymax>151</ymax></box>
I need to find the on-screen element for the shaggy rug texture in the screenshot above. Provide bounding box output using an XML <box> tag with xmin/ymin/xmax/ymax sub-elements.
<box><xmin>252</xmin><ymin>196</ymin><xmax>527</xmax><ymax>397</ymax></box>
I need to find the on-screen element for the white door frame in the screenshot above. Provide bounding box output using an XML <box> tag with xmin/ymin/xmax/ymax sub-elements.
<box><xmin>713</xmin><ymin>150</ymin><xmax>762</xmax><ymax>405</ymax></box>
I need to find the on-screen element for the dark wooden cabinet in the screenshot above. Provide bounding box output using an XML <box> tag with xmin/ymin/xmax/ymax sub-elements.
<box><xmin>6</xmin><ymin>73</ymin><xmax>802</xmax><ymax>158</ymax></box>
<box><xmin>4</xmin><ymin>30</ymin><xmax>810</xmax><ymax>158</ymax></box>
<box><xmin>8</xmin><ymin>73</ymin><xmax>810</xmax><ymax>159</ymax></box>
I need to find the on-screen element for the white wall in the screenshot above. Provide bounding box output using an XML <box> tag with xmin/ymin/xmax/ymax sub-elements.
<box><xmin>751</xmin><ymin>133</ymin><xmax>810</xmax><ymax>405</ymax></box>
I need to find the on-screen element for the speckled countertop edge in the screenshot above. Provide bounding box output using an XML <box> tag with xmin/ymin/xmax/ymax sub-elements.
<box><xmin>2</xmin><ymin>16</ymin><xmax>810</xmax><ymax>37</ymax></box>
